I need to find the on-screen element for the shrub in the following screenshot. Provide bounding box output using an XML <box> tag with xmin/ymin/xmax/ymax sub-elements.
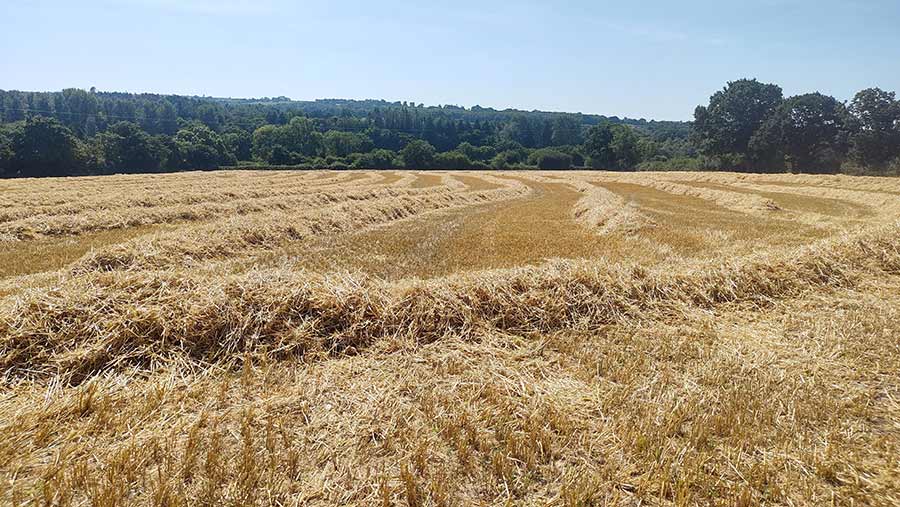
<box><xmin>456</xmin><ymin>142</ymin><xmax>496</xmax><ymax>161</ymax></box>
<box><xmin>434</xmin><ymin>151</ymin><xmax>475</xmax><ymax>169</ymax></box>
<box><xmin>352</xmin><ymin>149</ymin><xmax>401</xmax><ymax>169</ymax></box>
<box><xmin>527</xmin><ymin>148</ymin><xmax>573</xmax><ymax>170</ymax></box>
<box><xmin>491</xmin><ymin>149</ymin><xmax>527</xmax><ymax>169</ymax></box>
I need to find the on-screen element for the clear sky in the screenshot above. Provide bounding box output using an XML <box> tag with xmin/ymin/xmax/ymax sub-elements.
<box><xmin>2</xmin><ymin>0</ymin><xmax>899</xmax><ymax>120</ymax></box>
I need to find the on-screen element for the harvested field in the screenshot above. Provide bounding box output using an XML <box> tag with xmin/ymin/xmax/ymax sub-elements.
<box><xmin>1</xmin><ymin>170</ymin><xmax>899</xmax><ymax>506</ymax></box>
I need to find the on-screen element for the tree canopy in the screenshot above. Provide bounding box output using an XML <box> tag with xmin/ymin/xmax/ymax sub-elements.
<box><xmin>1</xmin><ymin>81</ymin><xmax>898</xmax><ymax>177</ymax></box>
<box><xmin>847</xmin><ymin>88</ymin><xmax>900</xmax><ymax>169</ymax></box>
<box><xmin>693</xmin><ymin>79</ymin><xmax>784</xmax><ymax>169</ymax></box>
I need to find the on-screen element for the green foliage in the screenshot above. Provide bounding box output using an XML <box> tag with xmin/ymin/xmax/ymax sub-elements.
<box><xmin>401</xmin><ymin>140</ymin><xmax>436</xmax><ymax>169</ymax></box>
<box><xmin>221</xmin><ymin>127</ymin><xmax>252</xmax><ymax>161</ymax></box>
<box><xmin>847</xmin><ymin>88</ymin><xmax>900</xmax><ymax>170</ymax></box>
<box><xmin>549</xmin><ymin>145</ymin><xmax>585</xmax><ymax>167</ymax></box>
<box><xmin>8</xmin><ymin>117</ymin><xmax>89</xmax><ymax>177</ymax></box>
<box><xmin>499</xmin><ymin>115</ymin><xmax>537</xmax><ymax>148</ymax></box>
<box><xmin>491</xmin><ymin>148</ymin><xmax>528</xmax><ymax>169</ymax></box>
<box><xmin>584</xmin><ymin>123</ymin><xmax>615</xmax><ymax>168</ymax></box>
<box><xmin>693</xmin><ymin>79</ymin><xmax>784</xmax><ymax>169</ymax></box>
<box><xmin>610</xmin><ymin>125</ymin><xmax>640</xmax><ymax>170</ymax></box>
<box><xmin>456</xmin><ymin>142</ymin><xmax>496</xmax><ymax>161</ymax></box>
<box><xmin>1</xmin><ymin>82</ymin><xmax>898</xmax><ymax>177</ymax></box>
<box><xmin>351</xmin><ymin>149</ymin><xmax>400</xmax><ymax>169</ymax></box>
<box><xmin>0</xmin><ymin>87</ymin><xmax>696</xmax><ymax>176</ymax></box>
<box><xmin>584</xmin><ymin>123</ymin><xmax>640</xmax><ymax>170</ymax></box>
<box><xmin>527</xmin><ymin>148</ymin><xmax>573</xmax><ymax>170</ymax></box>
<box><xmin>0</xmin><ymin>126</ymin><xmax>12</xmax><ymax>176</ymax></box>
<box><xmin>97</xmin><ymin>122</ymin><xmax>168</xmax><ymax>172</ymax></box>
<box><xmin>434</xmin><ymin>150</ymin><xmax>476</xmax><ymax>169</ymax></box>
<box><xmin>251</xmin><ymin>125</ymin><xmax>284</xmax><ymax>163</ymax></box>
<box><xmin>550</xmin><ymin>115</ymin><xmax>583</xmax><ymax>146</ymax></box>
<box><xmin>322</xmin><ymin>130</ymin><xmax>374</xmax><ymax>158</ymax></box>
<box><xmin>251</xmin><ymin>117</ymin><xmax>321</xmax><ymax>164</ymax></box>
<box><xmin>172</xmin><ymin>123</ymin><xmax>235</xmax><ymax>170</ymax></box>
<box><xmin>750</xmin><ymin>93</ymin><xmax>848</xmax><ymax>173</ymax></box>
<box><xmin>280</xmin><ymin>117</ymin><xmax>322</xmax><ymax>157</ymax></box>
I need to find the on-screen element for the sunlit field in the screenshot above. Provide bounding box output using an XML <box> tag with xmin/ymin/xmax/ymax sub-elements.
<box><xmin>1</xmin><ymin>170</ymin><xmax>899</xmax><ymax>506</ymax></box>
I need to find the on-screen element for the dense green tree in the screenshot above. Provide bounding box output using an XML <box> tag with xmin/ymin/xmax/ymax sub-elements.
<box><xmin>97</xmin><ymin>121</ymin><xmax>168</xmax><ymax>172</ymax></box>
<box><xmin>490</xmin><ymin>150</ymin><xmax>522</xmax><ymax>169</ymax></box>
<box><xmin>584</xmin><ymin>123</ymin><xmax>615</xmax><ymax>168</ymax></box>
<box><xmin>490</xmin><ymin>142</ymin><xmax>529</xmax><ymax>168</ymax></box>
<box><xmin>550</xmin><ymin>115</ymin><xmax>583</xmax><ymax>146</ymax></box>
<box><xmin>322</xmin><ymin>130</ymin><xmax>374</xmax><ymax>157</ymax></box>
<box><xmin>609</xmin><ymin>124</ymin><xmax>640</xmax><ymax>169</ymax></box>
<box><xmin>58</xmin><ymin>88</ymin><xmax>100</xmax><ymax>136</ymax></box>
<box><xmin>434</xmin><ymin>150</ymin><xmax>476</xmax><ymax>169</ymax></box>
<box><xmin>250</xmin><ymin>117</ymin><xmax>321</xmax><ymax>163</ymax></box>
<box><xmin>221</xmin><ymin>127</ymin><xmax>252</xmax><ymax>161</ymax></box>
<box><xmin>750</xmin><ymin>93</ymin><xmax>848</xmax><ymax>173</ymax></box>
<box><xmin>401</xmin><ymin>140</ymin><xmax>436</xmax><ymax>169</ymax></box>
<box><xmin>251</xmin><ymin>125</ymin><xmax>282</xmax><ymax>163</ymax></box>
<box><xmin>352</xmin><ymin>149</ymin><xmax>400</xmax><ymax>169</ymax></box>
<box><xmin>584</xmin><ymin>123</ymin><xmax>639</xmax><ymax>169</ymax></box>
<box><xmin>4</xmin><ymin>83</ymin><xmax>898</xmax><ymax>177</ymax></box>
<box><xmin>693</xmin><ymin>79</ymin><xmax>783</xmax><ymax>168</ymax></box>
<box><xmin>280</xmin><ymin>117</ymin><xmax>322</xmax><ymax>157</ymax></box>
<box><xmin>499</xmin><ymin>115</ymin><xmax>537</xmax><ymax>148</ymax></box>
<box><xmin>366</xmin><ymin>127</ymin><xmax>405</xmax><ymax>151</ymax></box>
<box><xmin>195</xmin><ymin>103</ymin><xmax>224</xmax><ymax>131</ymax></box>
<box><xmin>1</xmin><ymin>87</ymin><xmax>706</xmax><ymax>176</ymax></box>
<box><xmin>0</xmin><ymin>126</ymin><xmax>12</xmax><ymax>176</ymax></box>
<box><xmin>456</xmin><ymin>142</ymin><xmax>496</xmax><ymax>161</ymax></box>
<box><xmin>552</xmin><ymin>145</ymin><xmax>586</xmax><ymax>167</ymax></box>
<box><xmin>528</xmin><ymin>148</ymin><xmax>573</xmax><ymax>170</ymax></box>
<box><xmin>847</xmin><ymin>88</ymin><xmax>900</xmax><ymax>170</ymax></box>
<box><xmin>172</xmin><ymin>123</ymin><xmax>235</xmax><ymax>169</ymax></box>
<box><xmin>9</xmin><ymin>117</ymin><xmax>88</xmax><ymax>177</ymax></box>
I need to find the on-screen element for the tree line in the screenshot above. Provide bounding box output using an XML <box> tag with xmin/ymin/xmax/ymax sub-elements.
<box><xmin>0</xmin><ymin>80</ymin><xmax>898</xmax><ymax>177</ymax></box>
<box><xmin>693</xmin><ymin>79</ymin><xmax>900</xmax><ymax>174</ymax></box>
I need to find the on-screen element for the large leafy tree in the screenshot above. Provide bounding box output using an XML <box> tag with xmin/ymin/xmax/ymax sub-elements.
<box><xmin>456</xmin><ymin>142</ymin><xmax>495</xmax><ymax>162</ymax></box>
<box><xmin>0</xmin><ymin>126</ymin><xmax>12</xmax><ymax>176</ymax></box>
<box><xmin>352</xmin><ymin>149</ymin><xmax>400</xmax><ymax>169</ymax></box>
<box><xmin>97</xmin><ymin>121</ymin><xmax>168</xmax><ymax>172</ymax></box>
<box><xmin>584</xmin><ymin>122</ymin><xmax>639</xmax><ymax>170</ymax></box>
<box><xmin>609</xmin><ymin>124</ymin><xmax>640</xmax><ymax>169</ymax></box>
<box><xmin>434</xmin><ymin>150</ymin><xmax>476</xmax><ymax>170</ymax></box>
<box><xmin>322</xmin><ymin>130</ymin><xmax>374</xmax><ymax>158</ymax></box>
<box><xmin>750</xmin><ymin>93</ymin><xmax>849</xmax><ymax>173</ymax></box>
<box><xmin>251</xmin><ymin>117</ymin><xmax>322</xmax><ymax>164</ymax></box>
<box><xmin>221</xmin><ymin>127</ymin><xmax>252</xmax><ymax>161</ymax></box>
<box><xmin>172</xmin><ymin>123</ymin><xmax>235</xmax><ymax>169</ymax></box>
<box><xmin>550</xmin><ymin>115</ymin><xmax>583</xmax><ymax>146</ymax></box>
<box><xmin>693</xmin><ymin>79</ymin><xmax>783</xmax><ymax>168</ymax></box>
<box><xmin>584</xmin><ymin>123</ymin><xmax>615</xmax><ymax>168</ymax></box>
<box><xmin>499</xmin><ymin>115</ymin><xmax>537</xmax><ymax>148</ymax></box>
<box><xmin>57</xmin><ymin>88</ymin><xmax>100</xmax><ymax>136</ymax></box>
<box><xmin>9</xmin><ymin>116</ymin><xmax>88</xmax><ymax>177</ymax></box>
<box><xmin>401</xmin><ymin>140</ymin><xmax>436</xmax><ymax>168</ymax></box>
<box><xmin>847</xmin><ymin>88</ymin><xmax>900</xmax><ymax>169</ymax></box>
<box><xmin>279</xmin><ymin>116</ymin><xmax>321</xmax><ymax>157</ymax></box>
<box><xmin>527</xmin><ymin>148</ymin><xmax>573</xmax><ymax>170</ymax></box>
<box><xmin>251</xmin><ymin>125</ymin><xmax>282</xmax><ymax>163</ymax></box>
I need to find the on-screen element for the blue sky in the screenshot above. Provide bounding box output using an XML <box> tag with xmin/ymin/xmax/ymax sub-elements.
<box><xmin>2</xmin><ymin>0</ymin><xmax>898</xmax><ymax>120</ymax></box>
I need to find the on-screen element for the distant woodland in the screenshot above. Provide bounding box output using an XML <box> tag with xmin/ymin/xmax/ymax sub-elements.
<box><xmin>1</xmin><ymin>79</ymin><xmax>898</xmax><ymax>177</ymax></box>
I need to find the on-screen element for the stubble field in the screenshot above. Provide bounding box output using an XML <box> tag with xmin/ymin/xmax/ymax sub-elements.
<box><xmin>1</xmin><ymin>169</ymin><xmax>899</xmax><ymax>506</ymax></box>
